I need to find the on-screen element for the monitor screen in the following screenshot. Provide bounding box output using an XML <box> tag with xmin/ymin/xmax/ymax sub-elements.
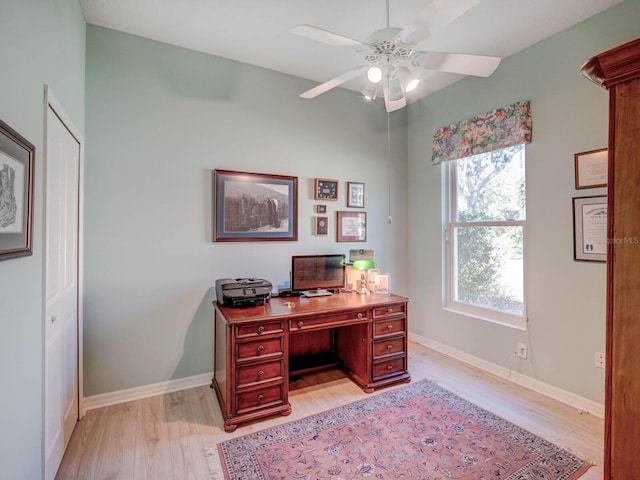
<box><xmin>291</xmin><ymin>254</ymin><xmax>346</xmax><ymax>293</ymax></box>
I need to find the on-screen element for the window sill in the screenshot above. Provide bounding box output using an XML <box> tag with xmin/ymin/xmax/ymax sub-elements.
<box><xmin>443</xmin><ymin>306</ymin><xmax>527</xmax><ymax>331</ymax></box>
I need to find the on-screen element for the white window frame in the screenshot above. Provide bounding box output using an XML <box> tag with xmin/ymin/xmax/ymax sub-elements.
<box><xmin>443</xmin><ymin>148</ymin><xmax>527</xmax><ymax>330</ymax></box>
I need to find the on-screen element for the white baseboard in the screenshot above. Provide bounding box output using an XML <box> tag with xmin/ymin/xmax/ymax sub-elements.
<box><xmin>410</xmin><ymin>333</ymin><xmax>604</xmax><ymax>418</ymax></box>
<box><xmin>81</xmin><ymin>372</ymin><xmax>214</xmax><ymax>416</ymax></box>
<box><xmin>82</xmin><ymin>337</ymin><xmax>605</xmax><ymax>419</ymax></box>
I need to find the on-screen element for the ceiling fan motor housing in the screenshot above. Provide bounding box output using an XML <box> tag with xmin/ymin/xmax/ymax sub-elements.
<box><xmin>365</xmin><ymin>28</ymin><xmax>413</xmax><ymax>77</ymax></box>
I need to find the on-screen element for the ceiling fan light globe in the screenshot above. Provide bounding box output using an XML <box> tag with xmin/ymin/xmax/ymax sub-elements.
<box><xmin>367</xmin><ymin>66</ymin><xmax>383</xmax><ymax>83</ymax></box>
<box><xmin>405</xmin><ymin>78</ymin><xmax>420</xmax><ymax>92</ymax></box>
<box><xmin>362</xmin><ymin>83</ymin><xmax>378</xmax><ymax>101</ymax></box>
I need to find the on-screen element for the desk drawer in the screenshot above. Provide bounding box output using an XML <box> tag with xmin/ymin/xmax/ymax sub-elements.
<box><xmin>373</xmin><ymin>337</ymin><xmax>406</xmax><ymax>359</ymax></box>
<box><xmin>236</xmin><ymin>383</ymin><xmax>285</xmax><ymax>413</ymax></box>
<box><xmin>290</xmin><ymin>310</ymin><xmax>367</xmax><ymax>332</ymax></box>
<box><xmin>236</xmin><ymin>337</ymin><xmax>284</xmax><ymax>361</ymax></box>
<box><xmin>373</xmin><ymin>356</ymin><xmax>406</xmax><ymax>380</ymax></box>
<box><xmin>236</xmin><ymin>321</ymin><xmax>284</xmax><ymax>338</ymax></box>
<box><xmin>237</xmin><ymin>359</ymin><xmax>283</xmax><ymax>388</ymax></box>
<box><xmin>372</xmin><ymin>304</ymin><xmax>406</xmax><ymax>319</ymax></box>
<box><xmin>373</xmin><ymin>318</ymin><xmax>405</xmax><ymax>338</ymax></box>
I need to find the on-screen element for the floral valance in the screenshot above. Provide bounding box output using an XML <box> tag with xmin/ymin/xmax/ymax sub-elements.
<box><xmin>432</xmin><ymin>100</ymin><xmax>532</xmax><ymax>165</ymax></box>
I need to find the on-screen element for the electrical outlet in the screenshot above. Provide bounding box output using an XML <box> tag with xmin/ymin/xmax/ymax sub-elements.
<box><xmin>595</xmin><ymin>352</ymin><xmax>605</xmax><ymax>369</ymax></box>
<box><xmin>517</xmin><ymin>342</ymin><xmax>528</xmax><ymax>359</ymax></box>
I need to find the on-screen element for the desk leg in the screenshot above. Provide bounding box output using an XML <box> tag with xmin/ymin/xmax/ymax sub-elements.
<box><xmin>224</xmin><ymin>423</ymin><xmax>238</xmax><ymax>433</ymax></box>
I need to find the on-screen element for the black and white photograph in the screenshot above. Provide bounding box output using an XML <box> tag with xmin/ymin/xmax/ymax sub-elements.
<box><xmin>0</xmin><ymin>119</ymin><xmax>34</xmax><ymax>260</ymax></box>
<box><xmin>213</xmin><ymin>169</ymin><xmax>298</xmax><ymax>242</ymax></box>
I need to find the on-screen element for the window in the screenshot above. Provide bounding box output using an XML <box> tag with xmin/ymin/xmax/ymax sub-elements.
<box><xmin>444</xmin><ymin>144</ymin><xmax>526</xmax><ymax>329</ymax></box>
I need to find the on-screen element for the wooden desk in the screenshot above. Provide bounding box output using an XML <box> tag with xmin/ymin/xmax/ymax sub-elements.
<box><xmin>212</xmin><ymin>293</ymin><xmax>410</xmax><ymax>432</ymax></box>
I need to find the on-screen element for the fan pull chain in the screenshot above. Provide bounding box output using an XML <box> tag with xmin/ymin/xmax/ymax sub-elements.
<box><xmin>387</xmin><ymin>108</ymin><xmax>392</xmax><ymax>224</ymax></box>
<box><xmin>386</xmin><ymin>0</ymin><xmax>390</xmax><ymax>28</ymax></box>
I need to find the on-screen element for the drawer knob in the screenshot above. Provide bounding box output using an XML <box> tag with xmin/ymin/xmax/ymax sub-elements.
<box><xmin>257</xmin><ymin>345</ymin><xmax>264</xmax><ymax>352</ymax></box>
<box><xmin>297</xmin><ymin>321</ymin><xmax>304</xmax><ymax>329</ymax></box>
<box><xmin>257</xmin><ymin>326</ymin><xmax>265</xmax><ymax>334</ymax></box>
<box><xmin>387</xmin><ymin>324</ymin><xmax>393</xmax><ymax>330</ymax></box>
<box><xmin>257</xmin><ymin>394</ymin><xmax>264</xmax><ymax>401</ymax></box>
<box><xmin>357</xmin><ymin>313</ymin><xmax>363</xmax><ymax>319</ymax></box>
<box><xmin>258</xmin><ymin>370</ymin><xmax>264</xmax><ymax>376</ymax></box>
<box><xmin>387</xmin><ymin>365</ymin><xmax>393</xmax><ymax>370</ymax></box>
<box><xmin>387</xmin><ymin>344</ymin><xmax>393</xmax><ymax>350</ymax></box>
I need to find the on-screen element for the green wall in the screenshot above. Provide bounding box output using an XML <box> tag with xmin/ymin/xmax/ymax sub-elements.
<box><xmin>1</xmin><ymin>2</ymin><xmax>636</xmax><ymax>476</ymax></box>
<box><xmin>407</xmin><ymin>0</ymin><xmax>639</xmax><ymax>404</ymax></box>
<box><xmin>0</xmin><ymin>0</ymin><xmax>85</xmax><ymax>478</ymax></box>
<box><xmin>83</xmin><ymin>25</ymin><xmax>409</xmax><ymax>396</ymax></box>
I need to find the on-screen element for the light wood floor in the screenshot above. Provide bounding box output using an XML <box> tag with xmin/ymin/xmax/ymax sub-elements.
<box><xmin>56</xmin><ymin>342</ymin><xmax>604</xmax><ymax>479</ymax></box>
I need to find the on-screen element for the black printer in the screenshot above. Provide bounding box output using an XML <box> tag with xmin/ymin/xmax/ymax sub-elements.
<box><xmin>215</xmin><ymin>278</ymin><xmax>272</xmax><ymax>308</ymax></box>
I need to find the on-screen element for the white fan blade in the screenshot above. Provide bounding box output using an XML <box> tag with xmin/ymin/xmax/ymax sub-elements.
<box><xmin>411</xmin><ymin>51</ymin><xmax>500</xmax><ymax>77</ymax></box>
<box><xmin>300</xmin><ymin>67</ymin><xmax>364</xmax><ymax>99</ymax></box>
<box><xmin>291</xmin><ymin>25</ymin><xmax>370</xmax><ymax>51</ymax></box>
<box><xmin>399</xmin><ymin>0</ymin><xmax>479</xmax><ymax>46</ymax></box>
<box><xmin>382</xmin><ymin>83</ymin><xmax>406</xmax><ymax>113</ymax></box>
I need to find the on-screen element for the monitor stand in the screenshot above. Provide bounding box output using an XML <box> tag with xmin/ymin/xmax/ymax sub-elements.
<box><xmin>300</xmin><ymin>289</ymin><xmax>333</xmax><ymax>298</ymax></box>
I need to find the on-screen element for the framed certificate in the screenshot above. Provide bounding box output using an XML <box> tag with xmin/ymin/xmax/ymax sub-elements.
<box><xmin>573</xmin><ymin>195</ymin><xmax>607</xmax><ymax>262</ymax></box>
<box><xmin>574</xmin><ymin>148</ymin><xmax>608</xmax><ymax>189</ymax></box>
<box><xmin>336</xmin><ymin>211</ymin><xmax>366</xmax><ymax>242</ymax></box>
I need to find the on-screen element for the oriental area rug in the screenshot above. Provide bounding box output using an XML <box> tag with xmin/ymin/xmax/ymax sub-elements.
<box><xmin>207</xmin><ymin>379</ymin><xmax>591</xmax><ymax>480</ymax></box>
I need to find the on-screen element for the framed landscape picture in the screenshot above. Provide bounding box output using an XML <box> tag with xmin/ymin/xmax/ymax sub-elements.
<box><xmin>213</xmin><ymin>169</ymin><xmax>298</xmax><ymax>242</ymax></box>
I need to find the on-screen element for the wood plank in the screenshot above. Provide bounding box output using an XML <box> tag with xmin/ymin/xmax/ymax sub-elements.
<box><xmin>55</xmin><ymin>406</ymin><xmax>108</xmax><ymax>479</ymax></box>
<box><xmin>133</xmin><ymin>394</ymin><xmax>172</xmax><ymax>479</ymax></box>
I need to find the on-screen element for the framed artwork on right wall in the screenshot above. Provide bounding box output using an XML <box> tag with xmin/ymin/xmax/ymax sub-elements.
<box><xmin>573</xmin><ymin>195</ymin><xmax>607</xmax><ymax>262</ymax></box>
<box><xmin>574</xmin><ymin>148</ymin><xmax>608</xmax><ymax>189</ymax></box>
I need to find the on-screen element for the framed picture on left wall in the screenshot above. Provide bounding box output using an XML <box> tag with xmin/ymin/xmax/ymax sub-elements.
<box><xmin>213</xmin><ymin>169</ymin><xmax>298</xmax><ymax>242</ymax></box>
<box><xmin>0</xmin><ymin>118</ymin><xmax>35</xmax><ymax>261</ymax></box>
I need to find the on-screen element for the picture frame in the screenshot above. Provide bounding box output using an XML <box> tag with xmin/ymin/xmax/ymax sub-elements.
<box><xmin>573</xmin><ymin>195</ymin><xmax>607</xmax><ymax>262</ymax></box>
<box><xmin>575</xmin><ymin>148</ymin><xmax>608</xmax><ymax>189</ymax></box>
<box><xmin>313</xmin><ymin>216</ymin><xmax>329</xmax><ymax>236</ymax></box>
<box><xmin>0</xmin><ymin>119</ymin><xmax>35</xmax><ymax>261</ymax></box>
<box><xmin>314</xmin><ymin>178</ymin><xmax>338</xmax><ymax>200</ymax></box>
<box><xmin>213</xmin><ymin>169</ymin><xmax>298</xmax><ymax>242</ymax></box>
<box><xmin>336</xmin><ymin>211</ymin><xmax>366</xmax><ymax>242</ymax></box>
<box><xmin>346</xmin><ymin>181</ymin><xmax>365</xmax><ymax>208</ymax></box>
<box><xmin>315</xmin><ymin>204</ymin><xmax>327</xmax><ymax>214</ymax></box>
<box><xmin>349</xmin><ymin>248</ymin><xmax>374</xmax><ymax>263</ymax></box>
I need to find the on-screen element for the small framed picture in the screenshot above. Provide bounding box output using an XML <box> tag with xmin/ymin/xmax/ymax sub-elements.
<box><xmin>347</xmin><ymin>182</ymin><xmax>365</xmax><ymax>208</ymax></box>
<box><xmin>336</xmin><ymin>211</ymin><xmax>366</xmax><ymax>242</ymax></box>
<box><xmin>314</xmin><ymin>216</ymin><xmax>329</xmax><ymax>236</ymax></box>
<box><xmin>314</xmin><ymin>178</ymin><xmax>338</xmax><ymax>200</ymax></box>
<box><xmin>315</xmin><ymin>204</ymin><xmax>327</xmax><ymax>213</ymax></box>
<box><xmin>573</xmin><ymin>195</ymin><xmax>607</xmax><ymax>262</ymax></box>
<box><xmin>575</xmin><ymin>148</ymin><xmax>608</xmax><ymax>189</ymax></box>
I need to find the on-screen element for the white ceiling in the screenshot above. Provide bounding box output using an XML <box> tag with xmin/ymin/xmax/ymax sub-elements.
<box><xmin>79</xmin><ymin>0</ymin><xmax>623</xmax><ymax>106</ymax></box>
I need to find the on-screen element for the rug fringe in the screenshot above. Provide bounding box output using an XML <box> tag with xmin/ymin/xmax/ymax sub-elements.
<box><xmin>205</xmin><ymin>445</ymin><xmax>224</xmax><ymax>480</ymax></box>
<box><xmin>559</xmin><ymin>443</ymin><xmax>597</xmax><ymax>467</ymax></box>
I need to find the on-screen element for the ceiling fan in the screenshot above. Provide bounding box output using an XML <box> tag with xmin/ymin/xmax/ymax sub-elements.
<box><xmin>292</xmin><ymin>0</ymin><xmax>501</xmax><ymax>112</ymax></box>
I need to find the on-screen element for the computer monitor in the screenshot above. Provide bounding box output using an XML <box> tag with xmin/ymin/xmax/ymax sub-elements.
<box><xmin>291</xmin><ymin>254</ymin><xmax>346</xmax><ymax>297</ymax></box>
